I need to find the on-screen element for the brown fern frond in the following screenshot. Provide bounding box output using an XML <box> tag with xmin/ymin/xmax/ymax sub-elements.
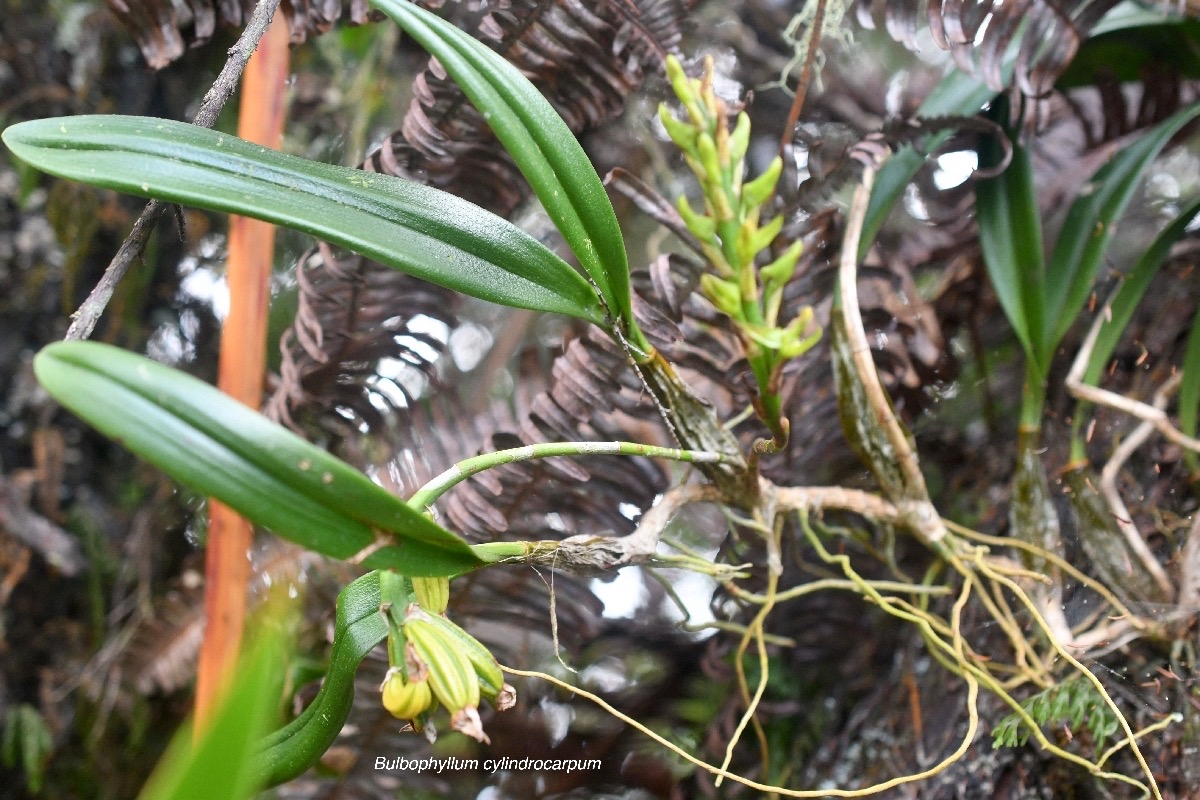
<box><xmin>365</xmin><ymin>0</ymin><xmax>692</xmax><ymax>206</ymax></box>
<box><xmin>120</xmin><ymin>542</ymin><xmax>320</xmax><ymax>695</ymax></box>
<box><xmin>855</xmin><ymin>0</ymin><xmax>1124</xmax><ymax>97</ymax></box>
<box><xmin>265</xmin><ymin>244</ymin><xmax>459</xmax><ymax>437</ymax></box>
<box><xmin>125</xmin><ymin>586</ymin><xmax>205</xmax><ymax>695</ymax></box>
<box><xmin>270</xmin><ymin>0</ymin><xmax>692</xmax><ymax>445</ymax></box>
<box><xmin>1057</xmin><ymin>73</ymin><xmax>1200</xmax><ymax>152</ymax></box>
<box><xmin>104</xmin><ymin>0</ymin><xmax>384</xmax><ymax>69</ymax></box>
<box><xmin>392</xmin><ymin>319</ymin><xmax>678</xmax><ymax>542</ymax></box>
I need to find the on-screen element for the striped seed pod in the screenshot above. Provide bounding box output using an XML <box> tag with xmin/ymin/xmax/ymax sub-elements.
<box><xmin>421</xmin><ymin>612</ymin><xmax>505</xmax><ymax>701</ymax></box>
<box><xmin>403</xmin><ymin>615</ymin><xmax>481</xmax><ymax>715</ymax></box>
<box><xmin>411</xmin><ymin>576</ymin><xmax>450</xmax><ymax>614</ymax></box>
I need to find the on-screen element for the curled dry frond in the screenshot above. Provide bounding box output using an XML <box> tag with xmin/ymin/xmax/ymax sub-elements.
<box><xmin>855</xmin><ymin>0</ymin><xmax>1124</xmax><ymax>96</ymax></box>
<box><xmin>104</xmin><ymin>0</ymin><xmax>383</xmax><ymax>69</ymax></box>
<box><xmin>366</xmin><ymin>0</ymin><xmax>690</xmax><ymax>212</ymax></box>
<box><xmin>270</xmin><ymin>0</ymin><xmax>691</xmax><ymax>444</ymax></box>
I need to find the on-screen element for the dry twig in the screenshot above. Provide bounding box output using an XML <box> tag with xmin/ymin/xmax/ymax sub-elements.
<box><xmin>64</xmin><ymin>0</ymin><xmax>284</xmax><ymax>341</ymax></box>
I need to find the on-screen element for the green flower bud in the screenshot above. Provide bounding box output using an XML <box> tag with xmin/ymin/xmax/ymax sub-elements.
<box><xmin>700</xmin><ymin>274</ymin><xmax>743</xmax><ymax>318</ymax></box>
<box><xmin>677</xmin><ymin>195</ymin><xmax>716</xmax><ymax>241</ymax></box>
<box><xmin>760</xmin><ymin>241</ymin><xmax>803</xmax><ymax>288</ymax></box>
<box><xmin>742</xmin><ymin>156</ymin><xmax>782</xmax><ymax>212</ymax></box>
<box><xmin>729</xmin><ymin>112</ymin><xmax>752</xmax><ymax>166</ymax></box>
<box><xmin>658</xmin><ymin>103</ymin><xmax>697</xmax><ymax>153</ymax></box>
<box><xmin>738</xmin><ymin>214</ymin><xmax>783</xmax><ymax>264</ymax></box>
<box><xmin>778</xmin><ymin>307</ymin><xmax>822</xmax><ymax>358</ymax></box>
<box><xmin>665</xmin><ymin>55</ymin><xmax>692</xmax><ymax>107</ymax></box>
<box><xmin>696</xmin><ymin>132</ymin><xmax>723</xmax><ymax>184</ymax></box>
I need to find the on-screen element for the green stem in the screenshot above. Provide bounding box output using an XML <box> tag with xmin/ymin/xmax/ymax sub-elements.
<box><xmin>717</xmin><ymin>217</ymin><xmax>744</xmax><ymax>281</ymax></box>
<box><xmin>407</xmin><ymin>440</ymin><xmax>736</xmax><ymax>510</ymax></box>
<box><xmin>615</xmin><ymin>313</ymin><xmax>655</xmax><ymax>364</ymax></box>
<box><xmin>470</xmin><ymin>540</ymin><xmax>561</xmax><ymax>564</ymax></box>
<box><xmin>1020</xmin><ymin>358</ymin><xmax>1048</xmax><ymax>431</ymax></box>
<box><xmin>1068</xmin><ymin>412</ymin><xmax>1089</xmax><ymax>463</ymax></box>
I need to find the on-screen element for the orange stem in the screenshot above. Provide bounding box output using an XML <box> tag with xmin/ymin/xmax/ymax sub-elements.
<box><xmin>194</xmin><ymin>12</ymin><xmax>290</xmax><ymax>730</ymax></box>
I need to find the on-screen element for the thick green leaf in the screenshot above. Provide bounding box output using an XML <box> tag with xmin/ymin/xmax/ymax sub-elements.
<box><xmin>1081</xmin><ymin>195</ymin><xmax>1200</xmax><ymax>387</ymax></box>
<box><xmin>975</xmin><ymin>116</ymin><xmax>1047</xmax><ymax>370</ymax></box>
<box><xmin>863</xmin><ymin>3</ymin><xmax>1187</xmax><ymax>263</ymax></box>
<box><xmin>1</xmin><ymin>116</ymin><xmax>605</xmax><ymax>325</ymax></box>
<box><xmin>861</xmin><ymin>54</ymin><xmax>1006</xmax><ymax>255</ymax></box>
<box><xmin>1046</xmin><ymin>100</ymin><xmax>1200</xmax><ymax>361</ymax></box>
<box><xmin>1058</xmin><ymin>19</ymin><xmax>1200</xmax><ymax>88</ymax></box>
<box><xmin>253</xmin><ymin>571</ymin><xmax>388</xmax><ymax>786</ymax></box>
<box><xmin>372</xmin><ymin>0</ymin><xmax>634</xmax><ymax>330</ymax></box>
<box><xmin>34</xmin><ymin>341</ymin><xmax>482</xmax><ymax>576</ymax></box>
<box><xmin>139</xmin><ymin>602</ymin><xmax>292</xmax><ymax>800</ymax></box>
<box><xmin>862</xmin><ymin>146</ymin><xmax>931</xmax><ymax>261</ymax></box>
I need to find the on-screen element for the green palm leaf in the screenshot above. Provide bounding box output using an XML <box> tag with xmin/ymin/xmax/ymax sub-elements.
<box><xmin>373</xmin><ymin>0</ymin><xmax>637</xmax><ymax>337</ymax></box>
<box><xmin>2</xmin><ymin>116</ymin><xmax>606</xmax><ymax>326</ymax></box>
<box><xmin>35</xmin><ymin>341</ymin><xmax>481</xmax><ymax>577</ymax></box>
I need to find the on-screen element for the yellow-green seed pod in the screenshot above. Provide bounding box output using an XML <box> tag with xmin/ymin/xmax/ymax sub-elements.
<box><xmin>404</xmin><ymin>616</ymin><xmax>480</xmax><ymax>713</ymax></box>
<box><xmin>422</xmin><ymin>613</ymin><xmax>505</xmax><ymax>700</ymax></box>
<box><xmin>381</xmin><ymin>668</ymin><xmax>434</xmax><ymax>720</ymax></box>
<box><xmin>411</xmin><ymin>576</ymin><xmax>450</xmax><ymax>615</ymax></box>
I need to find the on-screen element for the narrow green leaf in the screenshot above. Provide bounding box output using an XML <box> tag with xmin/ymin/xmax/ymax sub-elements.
<box><xmin>1179</xmin><ymin>305</ymin><xmax>1200</xmax><ymax>474</ymax></box>
<box><xmin>1059</xmin><ymin>19</ymin><xmax>1200</xmax><ymax>88</ymax></box>
<box><xmin>1081</xmin><ymin>195</ymin><xmax>1200</xmax><ymax>388</ymax></box>
<box><xmin>862</xmin><ymin>1</ymin><xmax>1177</xmax><ymax>260</ymax></box>
<box><xmin>1</xmin><ymin>706</ymin><xmax>51</xmax><ymax>794</ymax></box>
<box><xmin>921</xmin><ymin>65</ymin><xmax>1007</xmax><ymax>119</ymax></box>
<box><xmin>1</xmin><ymin>116</ymin><xmax>605</xmax><ymax>326</ymax></box>
<box><xmin>253</xmin><ymin>572</ymin><xmax>387</xmax><ymax>786</ymax></box>
<box><xmin>975</xmin><ymin>120</ymin><xmax>1046</xmax><ymax>370</ymax></box>
<box><xmin>862</xmin><ymin>145</ymin><xmax>936</xmax><ymax>260</ymax></box>
<box><xmin>1046</xmin><ymin>100</ymin><xmax>1200</xmax><ymax>360</ymax></box>
<box><xmin>34</xmin><ymin>341</ymin><xmax>482</xmax><ymax>577</ymax></box>
<box><xmin>372</xmin><ymin>0</ymin><xmax>634</xmax><ymax>329</ymax></box>
<box><xmin>139</xmin><ymin>602</ymin><xmax>293</xmax><ymax>800</ymax></box>
<box><xmin>861</xmin><ymin>62</ymin><xmax>1004</xmax><ymax>255</ymax></box>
